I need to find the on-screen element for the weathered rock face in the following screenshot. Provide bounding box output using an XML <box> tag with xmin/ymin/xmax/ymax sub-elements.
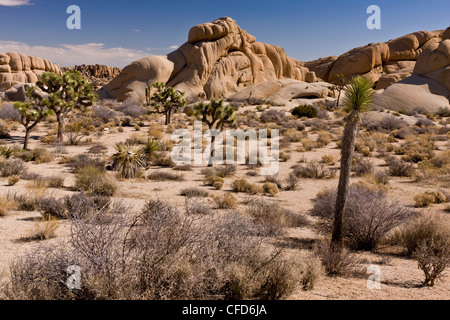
<box><xmin>62</xmin><ymin>64</ymin><xmax>122</xmax><ymax>86</ymax></box>
<box><xmin>413</xmin><ymin>38</ymin><xmax>450</xmax><ymax>92</ymax></box>
<box><xmin>227</xmin><ymin>79</ymin><xmax>334</xmax><ymax>108</ymax></box>
<box><xmin>372</xmin><ymin>29</ymin><xmax>450</xmax><ymax>112</ymax></box>
<box><xmin>0</xmin><ymin>52</ymin><xmax>61</xmax><ymax>84</ymax></box>
<box><xmin>99</xmin><ymin>17</ymin><xmax>309</xmax><ymax>102</ymax></box>
<box><xmin>305</xmin><ymin>29</ymin><xmax>445</xmax><ymax>87</ymax></box>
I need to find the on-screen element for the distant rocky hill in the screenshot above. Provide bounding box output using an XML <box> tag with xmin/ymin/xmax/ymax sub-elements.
<box><xmin>61</xmin><ymin>64</ymin><xmax>122</xmax><ymax>86</ymax></box>
<box><xmin>0</xmin><ymin>52</ymin><xmax>61</xmax><ymax>84</ymax></box>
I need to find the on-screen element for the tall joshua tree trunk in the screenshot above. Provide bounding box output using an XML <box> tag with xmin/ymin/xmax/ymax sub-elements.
<box><xmin>331</xmin><ymin>114</ymin><xmax>359</xmax><ymax>248</ymax></box>
<box><xmin>331</xmin><ymin>76</ymin><xmax>373</xmax><ymax>251</ymax></box>
<box><xmin>56</xmin><ymin>112</ymin><xmax>64</xmax><ymax>143</ymax></box>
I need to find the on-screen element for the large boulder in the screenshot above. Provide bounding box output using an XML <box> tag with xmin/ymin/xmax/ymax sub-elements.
<box><xmin>305</xmin><ymin>29</ymin><xmax>446</xmax><ymax>88</ymax></box>
<box><xmin>99</xmin><ymin>17</ymin><xmax>309</xmax><ymax>102</ymax></box>
<box><xmin>228</xmin><ymin>79</ymin><xmax>334</xmax><ymax>107</ymax></box>
<box><xmin>372</xmin><ymin>75</ymin><xmax>449</xmax><ymax>113</ymax></box>
<box><xmin>0</xmin><ymin>52</ymin><xmax>61</xmax><ymax>85</ymax></box>
<box><xmin>61</xmin><ymin>64</ymin><xmax>122</xmax><ymax>86</ymax></box>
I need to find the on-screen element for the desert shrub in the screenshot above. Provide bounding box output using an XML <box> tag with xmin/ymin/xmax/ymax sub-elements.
<box><xmin>311</xmin><ymin>184</ymin><xmax>415</xmax><ymax>251</ymax></box>
<box><xmin>394</xmin><ymin>127</ymin><xmax>416</xmax><ymax>139</ymax></box>
<box><xmin>38</xmin><ymin>197</ymin><xmax>67</xmax><ymax>220</ymax></box>
<box><xmin>284</xmin><ymin>173</ymin><xmax>299</xmax><ymax>191</ymax></box>
<box><xmin>300</xmin><ymin>138</ymin><xmax>315</xmax><ymax>151</ymax></box>
<box><xmin>203</xmin><ymin>175</ymin><xmax>224</xmax><ymax>190</ymax></box>
<box><xmin>283</xmin><ymin>120</ymin><xmax>306</xmax><ymax>132</ymax></box>
<box><xmin>173</xmin><ymin>164</ymin><xmax>192</xmax><ymax>171</ymax></box>
<box><xmin>0</xmin><ymin>195</ymin><xmax>16</xmax><ymax>217</ymax></box>
<box><xmin>232</xmin><ymin>179</ymin><xmax>263</xmax><ymax>194</ymax></box>
<box><xmin>4</xmin><ymin>200</ymin><xmax>300</xmax><ymax>300</ymax></box>
<box><xmin>396</xmin><ymin>214</ymin><xmax>450</xmax><ymax>286</ymax></box>
<box><xmin>212</xmin><ymin>193</ymin><xmax>238</xmax><ymax>209</ymax></box>
<box><xmin>415</xmin><ymin>117</ymin><xmax>435</xmax><ymax>128</ymax></box>
<box><xmin>292</xmin><ymin>161</ymin><xmax>336</xmax><ymax>179</ymax></box>
<box><xmin>352</xmin><ymin>159</ymin><xmax>374</xmax><ymax>177</ymax></box>
<box><xmin>184</xmin><ymin>198</ymin><xmax>213</xmax><ymax>215</ymax></box>
<box><xmin>180</xmin><ymin>187</ymin><xmax>209</xmax><ymax>198</ymax></box>
<box><xmin>93</xmin><ymin>105</ymin><xmax>119</xmax><ymax>123</ymax></box>
<box><xmin>65</xmin><ymin>192</ymin><xmax>112</xmax><ymax>219</ymax></box>
<box><xmin>291</xmin><ymin>105</ymin><xmax>318</xmax><ymax>119</ymax></box>
<box><xmin>88</xmin><ymin>144</ymin><xmax>108</xmax><ymax>155</ymax></box>
<box><xmin>65</xmin><ymin>154</ymin><xmax>105</xmax><ymax>173</ymax></box>
<box><xmin>0</xmin><ymin>103</ymin><xmax>21</xmax><ymax>122</ymax></box>
<box><xmin>75</xmin><ymin>166</ymin><xmax>118</xmax><ymax>196</ymax></box>
<box><xmin>282</xmin><ymin>129</ymin><xmax>306</xmax><ymax>143</ymax></box>
<box><xmin>17</xmin><ymin>148</ymin><xmax>53</xmax><ymax>164</ymax></box>
<box><xmin>396</xmin><ymin>135</ymin><xmax>435</xmax><ymax>163</ymax></box>
<box><xmin>304</xmin><ymin>118</ymin><xmax>329</xmax><ymax>131</ymax></box>
<box><xmin>260</xmin><ymin>109</ymin><xmax>289</xmax><ymax>124</ymax></box>
<box><xmin>46</xmin><ymin>174</ymin><xmax>65</xmax><ymax>188</ymax></box>
<box><xmin>116</xmin><ymin>98</ymin><xmax>145</xmax><ymax>118</ymax></box>
<box><xmin>296</xmin><ymin>254</ymin><xmax>323</xmax><ymax>291</ymax></box>
<box><xmin>436</xmin><ymin>107</ymin><xmax>450</xmax><ymax>117</ymax></box>
<box><xmin>317</xmin><ymin>131</ymin><xmax>332</xmax><ymax>147</ymax></box>
<box><xmin>263</xmin><ymin>182</ymin><xmax>279</xmax><ymax>197</ymax></box>
<box><xmin>374</xmin><ymin>170</ymin><xmax>390</xmax><ymax>185</ymax></box>
<box><xmin>322</xmin><ymin>155</ymin><xmax>335</xmax><ymax>165</ymax></box>
<box><xmin>378</xmin><ymin>114</ymin><xmax>407</xmax><ymax>131</ymax></box>
<box><xmin>413</xmin><ymin>191</ymin><xmax>446</xmax><ymax>208</ymax></box>
<box><xmin>264</xmin><ymin>174</ymin><xmax>283</xmax><ymax>189</ymax></box>
<box><xmin>152</xmin><ymin>152</ymin><xmax>175</xmax><ymax>167</ymax></box>
<box><xmin>8</xmin><ymin>192</ymin><xmax>39</xmax><ymax>211</ymax></box>
<box><xmin>313</xmin><ymin>241</ymin><xmax>357</xmax><ymax>276</ymax></box>
<box><xmin>386</xmin><ymin>157</ymin><xmax>414</xmax><ymax>177</ymax></box>
<box><xmin>0</xmin><ymin>158</ymin><xmax>26</xmax><ymax>177</ymax></box>
<box><xmin>0</xmin><ymin>119</ymin><xmax>10</xmax><ymax>138</ymax></box>
<box><xmin>7</xmin><ymin>175</ymin><xmax>20</xmax><ymax>186</ymax></box>
<box><xmin>147</xmin><ymin>171</ymin><xmax>184</xmax><ymax>181</ymax></box>
<box><xmin>247</xmin><ymin>199</ymin><xmax>308</xmax><ymax>235</ymax></box>
<box><xmin>64</xmin><ymin>121</ymin><xmax>91</xmax><ymax>146</ymax></box>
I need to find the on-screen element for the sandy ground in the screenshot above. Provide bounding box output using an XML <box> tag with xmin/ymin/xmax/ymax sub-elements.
<box><xmin>0</xmin><ymin>106</ymin><xmax>449</xmax><ymax>300</ymax></box>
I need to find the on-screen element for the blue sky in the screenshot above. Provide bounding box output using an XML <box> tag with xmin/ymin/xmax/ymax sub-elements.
<box><xmin>0</xmin><ymin>0</ymin><xmax>449</xmax><ymax>68</ymax></box>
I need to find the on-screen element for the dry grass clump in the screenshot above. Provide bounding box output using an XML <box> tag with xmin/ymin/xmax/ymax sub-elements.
<box><xmin>311</xmin><ymin>184</ymin><xmax>415</xmax><ymax>251</ymax></box>
<box><xmin>0</xmin><ymin>195</ymin><xmax>16</xmax><ymax>217</ymax></box>
<box><xmin>313</xmin><ymin>241</ymin><xmax>358</xmax><ymax>277</ymax></box>
<box><xmin>321</xmin><ymin>155</ymin><xmax>336</xmax><ymax>165</ymax></box>
<box><xmin>2</xmin><ymin>202</ymin><xmax>302</xmax><ymax>300</ymax></box>
<box><xmin>263</xmin><ymin>182</ymin><xmax>279</xmax><ymax>197</ymax></box>
<box><xmin>46</xmin><ymin>174</ymin><xmax>65</xmax><ymax>189</ymax></box>
<box><xmin>413</xmin><ymin>191</ymin><xmax>447</xmax><ymax>208</ymax></box>
<box><xmin>24</xmin><ymin>217</ymin><xmax>60</xmax><ymax>241</ymax></box>
<box><xmin>147</xmin><ymin>171</ymin><xmax>184</xmax><ymax>181</ymax></box>
<box><xmin>65</xmin><ymin>154</ymin><xmax>105</xmax><ymax>173</ymax></box>
<box><xmin>352</xmin><ymin>158</ymin><xmax>374</xmax><ymax>177</ymax></box>
<box><xmin>180</xmin><ymin>187</ymin><xmax>209</xmax><ymax>198</ymax></box>
<box><xmin>203</xmin><ymin>175</ymin><xmax>224</xmax><ymax>190</ymax></box>
<box><xmin>396</xmin><ymin>135</ymin><xmax>436</xmax><ymax>163</ymax></box>
<box><xmin>211</xmin><ymin>193</ymin><xmax>238</xmax><ymax>209</ymax></box>
<box><xmin>232</xmin><ymin>179</ymin><xmax>263</xmax><ymax>194</ymax></box>
<box><xmin>7</xmin><ymin>175</ymin><xmax>20</xmax><ymax>186</ymax></box>
<box><xmin>246</xmin><ymin>199</ymin><xmax>308</xmax><ymax>235</ymax></box>
<box><xmin>75</xmin><ymin>166</ymin><xmax>118</xmax><ymax>196</ymax></box>
<box><xmin>292</xmin><ymin>161</ymin><xmax>336</xmax><ymax>180</ymax></box>
<box><xmin>17</xmin><ymin>148</ymin><xmax>53</xmax><ymax>164</ymax></box>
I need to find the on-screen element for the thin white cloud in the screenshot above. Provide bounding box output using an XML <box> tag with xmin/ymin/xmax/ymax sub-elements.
<box><xmin>0</xmin><ymin>0</ymin><xmax>33</xmax><ymax>6</ymax></box>
<box><xmin>0</xmin><ymin>41</ymin><xmax>151</xmax><ymax>68</ymax></box>
<box><xmin>132</xmin><ymin>29</ymin><xmax>141</xmax><ymax>33</ymax></box>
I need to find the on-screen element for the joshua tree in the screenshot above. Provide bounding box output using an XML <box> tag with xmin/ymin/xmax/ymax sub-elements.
<box><xmin>27</xmin><ymin>70</ymin><xmax>97</xmax><ymax>143</ymax></box>
<box><xmin>331</xmin><ymin>76</ymin><xmax>374</xmax><ymax>250</ymax></box>
<box><xmin>14</xmin><ymin>98</ymin><xmax>53</xmax><ymax>150</ymax></box>
<box><xmin>333</xmin><ymin>74</ymin><xmax>346</xmax><ymax>107</ymax></box>
<box><xmin>194</xmin><ymin>99</ymin><xmax>236</xmax><ymax>166</ymax></box>
<box><xmin>148</xmin><ymin>82</ymin><xmax>186</xmax><ymax>125</ymax></box>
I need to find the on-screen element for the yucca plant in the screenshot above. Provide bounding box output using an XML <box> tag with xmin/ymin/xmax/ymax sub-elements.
<box><xmin>111</xmin><ymin>143</ymin><xmax>146</xmax><ymax>179</ymax></box>
<box><xmin>142</xmin><ymin>138</ymin><xmax>161</xmax><ymax>164</ymax></box>
<box><xmin>0</xmin><ymin>145</ymin><xmax>18</xmax><ymax>158</ymax></box>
